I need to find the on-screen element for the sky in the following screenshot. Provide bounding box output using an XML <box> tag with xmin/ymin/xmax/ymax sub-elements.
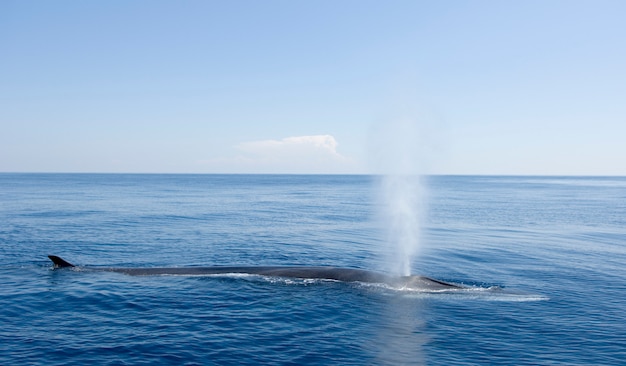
<box><xmin>1</xmin><ymin>0</ymin><xmax>625</xmax><ymax>175</ymax></box>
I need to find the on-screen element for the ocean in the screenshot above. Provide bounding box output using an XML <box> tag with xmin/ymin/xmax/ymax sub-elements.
<box><xmin>1</xmin><ymin>174</ymin><xmax>624</xmax><ymax>365</ymax></box>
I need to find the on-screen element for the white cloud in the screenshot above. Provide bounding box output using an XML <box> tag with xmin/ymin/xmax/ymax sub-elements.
<box><xmin>237</xmin><ymin>135</ymin><xmax>340</xmax><ymax>156</ymax></box>
<box><xmin>204</xmin><ymin>135</ymin><xmax>361</xmax><ymax>174</ymax></box>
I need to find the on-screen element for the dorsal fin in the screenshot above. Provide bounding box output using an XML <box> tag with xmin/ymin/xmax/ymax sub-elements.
<box><xmin>48</xmin><ymin>255</ymin><xmax>75</xmax><ymax>268</ymax></box>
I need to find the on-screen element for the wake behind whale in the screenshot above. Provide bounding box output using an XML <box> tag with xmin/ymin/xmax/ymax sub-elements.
<box><xmin>48</xmin><ymin>255</ymin><xmax>462</xmax><ymax>291</ymax></box>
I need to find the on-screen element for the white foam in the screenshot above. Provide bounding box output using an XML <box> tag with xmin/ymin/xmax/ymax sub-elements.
<box><xmin>357</xmin><ymin>281</ymin><xmax>549</xmax><ymax>301</ymax></box>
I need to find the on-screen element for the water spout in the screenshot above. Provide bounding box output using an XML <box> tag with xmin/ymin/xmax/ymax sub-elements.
<box><xmin>379</xmin><ymin>174</ymin><xmax>426</xmax><ymax>275</ymax></box>
<box><xmin>370</xmin><ymin>116</ymin><xmax>430</xmax><ymax>276</ymax></box>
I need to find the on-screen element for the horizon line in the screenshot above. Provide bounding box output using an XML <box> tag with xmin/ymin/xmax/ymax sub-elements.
<box><xmin>1</xmin><ymin>171</ymin><xmax>625</xmax><ymax>178</ymax></box>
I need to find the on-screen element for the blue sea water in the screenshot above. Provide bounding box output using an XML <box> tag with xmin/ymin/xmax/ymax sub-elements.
<box><xmin>1</xmin><ymin>174</ymin><xmax>625</xmax><ymax>365</ymax></box>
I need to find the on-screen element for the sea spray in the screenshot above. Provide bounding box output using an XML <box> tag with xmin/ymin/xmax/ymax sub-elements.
<box><xmin>379</xmin><ymin>174</ymin><xmax>427</xmax><ymax>276</ymax></box>
<box><xmin>369</xmin><ymin>116</ymin><xmax>431</xmax><ymax>276</ymax></box>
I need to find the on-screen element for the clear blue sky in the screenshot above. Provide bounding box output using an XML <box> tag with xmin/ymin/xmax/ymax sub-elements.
<box><xmin>1</xmin><ymin>0</ymin><xmax>625</xmax><ymax>174</ymax></box>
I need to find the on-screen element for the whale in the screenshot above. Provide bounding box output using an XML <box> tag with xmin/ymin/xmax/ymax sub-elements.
<box><xmin>48</xmin><ymin>255</ymin><xmax>462</xmax><ymax>291</ymax></box>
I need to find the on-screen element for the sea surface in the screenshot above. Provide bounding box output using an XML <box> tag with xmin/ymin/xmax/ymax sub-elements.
<box><xmin>1</xmin><ymin>174</ymin><xmax>625</xmax><ymax>365</ymax></box>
